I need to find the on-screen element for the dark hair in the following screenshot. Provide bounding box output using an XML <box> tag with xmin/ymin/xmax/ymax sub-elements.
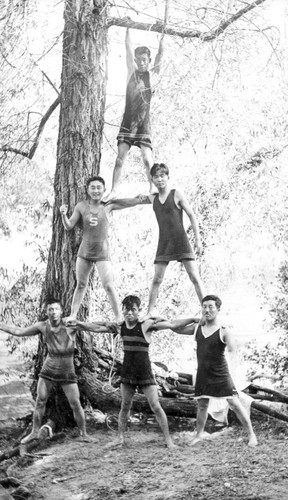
<box><xmin>86</xmin><ymin>176</ymin><xmax>105</xmax><ymax>191</ymax></box>
<box><xmin>134</xmin><ymin>46</ymin><xmax>151</xmax><ymax>59</ymax></box>
<box><xmin>45</xmin><ymin>297</ymin><xmax>63</xmax><ymax>308</ymax></box>
<box><xmin>122</xmin><ymin>295</ymin><xmax>141</xmax><ymax>309</ymax></box>
<box><xmin>202</xmin><ymin>295</ymin><xmax>222</xmax><ymax>310</ymax></box>
<box><xmin>150</xmin><ymin>163</ymin><xmax>169</xmax><ymax>177</ymax></box>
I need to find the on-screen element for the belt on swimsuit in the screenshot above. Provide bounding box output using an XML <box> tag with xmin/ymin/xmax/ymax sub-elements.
<box><xmin>48</xmin><ymin>353</ymin><xmax>74</xmax><ymax>358</ymax></box>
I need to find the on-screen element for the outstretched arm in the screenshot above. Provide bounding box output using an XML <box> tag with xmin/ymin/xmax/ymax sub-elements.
<box><xmin>0</xmin><ymin>322</ymin><xmax>42</xmax><ymax>338</ymax></box>
<box><xmin>68</xmin><ymin>319</ymin><xmax>119</xmax><ymax>335</ymax></box>
<box><xmin>59</xmin><ymin>203</ymin><xmax>81</xmax><ymax>231</ymax></box>
<box><xmin>172</xmin><ymin>323</ymin><xmax>197</xmax><ymax>335</ymax></box>
<box><xmin>105</xmin><ymin>194</ymin><xmax>152</xmax><ymax>213</ymax></box>
<box><xmin>145</xmin><ymin>317</ymin><xmax>199</xmax><ymax>334</ymax></box>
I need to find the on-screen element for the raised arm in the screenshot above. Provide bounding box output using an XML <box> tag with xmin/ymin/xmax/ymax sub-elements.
<box><xmin>0</xmin><ymin>321</ymin><xmax>42</xmax><ymax>338</ymax></box>
<box><xmin>59</xmin><ymin>203</ymin><xmax>81</xmax><ymax>231</ymax></box>
<box><xmin>152</xmin><ymin>33</ymin><xmax>164</xmax><ymax>75</ymax></box>
<box><xmin>175</xmin><ymin>190</ymin><xmax>202</xmax><ymax>254</ymax></box>
<box><xmin>125</xmin><ymin>28</ymin><xmax>135</xmax><ymax>75</ymax></box>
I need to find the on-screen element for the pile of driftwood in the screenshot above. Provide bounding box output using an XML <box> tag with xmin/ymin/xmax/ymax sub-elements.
<box><xmin>80</xmin><ymin>344</ymin><xmax>288</xmax><ymax>424</ymax></box>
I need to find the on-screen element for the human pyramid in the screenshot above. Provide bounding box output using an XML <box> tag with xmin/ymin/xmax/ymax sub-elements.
<box><xmin>0</xmin><ymin>29</ymin><xmax>257</xmax><ymax>450</ymax></box>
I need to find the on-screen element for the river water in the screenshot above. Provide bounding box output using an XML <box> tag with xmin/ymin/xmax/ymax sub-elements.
<box><xmin>0</xmin><ymin>339</ymin><xmax>34</xmax><ymax>422</ymax></box>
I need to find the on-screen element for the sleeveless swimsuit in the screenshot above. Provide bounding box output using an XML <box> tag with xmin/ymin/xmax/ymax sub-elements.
<box><xmin>39</xmin><ymin>320</ymin><xmax>77</xmax><ymax>385</ymax></box>
<box><xmin>77</xmin><ymin>201</ymin><xmax>110</xmax><ymax>262</ymax></box>
<box><xmin>117</xmin><ymin>70</ymin><xmax>152</xmax><ymax>149</ymax></box>
<box><xmin>194</xmin><ymin>325</ymin><xmax>236</xmax><ymax>398</ymax></box>
<box><xmin>153</xmin><ymin>189</ymin><xmax>195</xmax><ymax>263</ymax></box>
<box><xmin>120</xmin><ymin>322</ymin><xmax>156</xmax><ymax>386</ymax></box>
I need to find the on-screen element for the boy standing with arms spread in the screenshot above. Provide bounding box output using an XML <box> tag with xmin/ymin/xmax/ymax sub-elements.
<box><xmin>105</xmin><ymin>28</ymin><xmax>164</xmax><ymax>200</ymax></box>
<box><xmin>73</xmin><ymin>294</ymin><xmax>197</xmax><ymax>449</ymax></box>
<box><xmin>0</xmin><ymin>298</ymin><xmax>116</xmax><ymax>443</ymax></box>
<box><xmin>110</xmin><ymin>163</ymin><xmax>205</xmax><ymax>316</ymax></box>
<box><xmin>172</xmin><ymin>295</ymin><xmax>258</xmax><ymax>447</ymax></box>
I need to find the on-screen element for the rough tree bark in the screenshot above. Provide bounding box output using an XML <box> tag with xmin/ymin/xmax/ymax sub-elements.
<box><xmin>41</xmin><ymin>0</ymin><xmax>109</xmax><ymax>310</ymax></box>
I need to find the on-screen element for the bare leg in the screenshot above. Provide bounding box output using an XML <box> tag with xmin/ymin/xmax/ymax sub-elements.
<box><xmin>182</xmin><ymin>260</ymin><xmax>205</xmax><ymax>305</ymax></box>
<box><xmin>142</xmin><ymin>385</ymin><xmax>175</xmax><ymax>449</ymax></box>
<box><xmin>96</xmin><ymin>261</ymin><xmax>121</xmax><ymax>322</ymax></box>
<box><xmin>228</xmin><ymin>396</ymin><xmax>258</xmax><ymax>447</ymax></box>
<box><xmin>147</xmin><ymin>262</ymin><xmax>168</xmax><ymax>316</ymax></box>
<box><xmin>62</xmin><ymin>383</ymin><xmax>93</xmax><ymax>442</ymax></box>
<box><xmin>68</xmin><ymin>257</ymin><xmax>93</xmax><ymax>320</ymax></box>
<box><xmin>107</xmin><ymin>383</ymin><xmax>135</xmax><ymax>448</ymax></box>
<box><xmin>104</xmin><ymin>142</ymin><xmax>130</xmax><ymax>200</ymax></box>
<box><xmin>140</xmin><ymin>145</ymin><xmax>154</xmax><ymax>193</ymax></box>
<box><xmin>21</xmin><ymin>378</ymin><xmax>52</xmax><ymax>443</ymax></box>
<box><xmin>193</xmin><ymin>398</ymin><xmax>209</xmax><ymax>443</ymax></box>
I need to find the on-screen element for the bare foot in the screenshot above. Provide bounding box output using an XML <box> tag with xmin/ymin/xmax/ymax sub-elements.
<box><xmin>149</xmin><ymin>185</ymin><xmax>158</xmax><ymax>195</ymax></box>
<box><xmin>103</xmin><ymin>190</ymin><xmax>118</xmax><ymax>203</ymax></box>
<box><xmin>21</xmin><ymin>432</ymin><xmax>39</xmax><ymax>444</ymax></box>
<box><xmin>139</xmin><ymin>310</ymin><xmax>158</xmax><ymax>323</ymax></box>
<box><xmin>104</xmin><ymin>437</ymin><xmax>126</xmax><ymax>449</ymax></box>
<box><xmin>248</xmin><ymin>434</ymin><xmax>258</xmax><ymax>447</ymax></box>
<box><xmin>166</xmin><ymin>440</ymin><xmax>177</xmax><ymax>450</ymax></box>
<box><xmin>63</xmin><ymin>315</ymin><xmax>77</xmax><ymax>326</ymax></box>
<box><xmin>114</xmin><ymin>317</ymin><xmax>123</xmax><ymax>325</ymax></box>
<box><xmin>76</xmin><ymin>434</ymin><xmax>96</xmax><ymax>443</ymax></box>
<box><xmin>191</xmin><ymin>433</ymin><xmax>207</xmax><ymax>445</ymax></box>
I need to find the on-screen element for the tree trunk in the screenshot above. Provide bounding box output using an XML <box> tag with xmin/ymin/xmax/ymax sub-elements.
<box><xmin>41</xmin><ymin>0</ymin><xmax>109</xmax><ymax>313</ymax></box>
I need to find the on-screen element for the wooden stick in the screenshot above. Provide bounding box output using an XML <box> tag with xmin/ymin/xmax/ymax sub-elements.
<box><xmin>251</xmin><ymin>401</ymin><xmax>288</xmax><ymax>423</ymax></box>
<box><xmin>249</xmin><ymin>384</ymin><xmax>288</xmax><ymax>404</ymax></box>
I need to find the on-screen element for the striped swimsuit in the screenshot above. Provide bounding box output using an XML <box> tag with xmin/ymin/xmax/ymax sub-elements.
<box><xmin>120</xmin><ymin>322</ymin><xmax>156</xmax><ymax>387</ymax></box>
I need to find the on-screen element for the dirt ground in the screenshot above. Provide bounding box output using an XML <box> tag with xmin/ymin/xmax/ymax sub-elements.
<box><xmin>1</xmin><ymin>414</ymin><xmax>288</xmax><ymax>500</ymax></box>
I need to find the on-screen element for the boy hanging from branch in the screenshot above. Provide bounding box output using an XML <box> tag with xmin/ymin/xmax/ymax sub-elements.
<box><xmin>104</xmin><ymin>25</ymin><xmax>165</xmax><ymax>201</ymax></box>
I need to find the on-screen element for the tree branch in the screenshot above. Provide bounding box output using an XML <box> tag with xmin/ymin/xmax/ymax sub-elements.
<box><xmin>0</xmin><ymin>96</ymin><xmax>60</xmax><ymax>160</ymax></box>
<box><xmin>106</xmin><ymin>0</ymin><xmax>268</xmax><ymax>41</ymax></box>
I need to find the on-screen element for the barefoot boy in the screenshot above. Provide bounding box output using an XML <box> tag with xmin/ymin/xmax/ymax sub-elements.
<box><xmin>73</xmin><ymin>294</ymin><xmax>197</xmax><ymax>449</ymax></box>
<box><xmin>172</xmin><ymin>295</ymin><xmax>258</xmax><ymax>447</ymax></box>
<box><xmin>0</xmin><ymin>298</ymin><xmax>116</xmax><ymax>443</ymax></box>
<box><xmin>109</xmin><ymin>162</ymin><xmax>205</xmax><ymax>316</ymax></box>
<box><xmin>104</xmin><ymin>28</ymin><xmax>164</xmax><ymax>200</ymax></box>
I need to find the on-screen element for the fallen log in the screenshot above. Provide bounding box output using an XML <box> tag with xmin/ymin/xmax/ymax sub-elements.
<box><xmin>249</xmin><ymin>394</ymin><xmax>286</xmax><ymax>403</ymax></box>
<box><xmin>177</xmin><ymin>373</ymin><xmax>193</xmax><ymax>385</ymax></box>
<box><xmin>248</xmin><ymin>384</ymin><xmax>288</xmax><ymax>404</ymax></box>
<box><xmin>79</xmin><ymin>368</ymin><xmax>198</xmax><ymax>417</ymax></box>
<box><xmin>175</xmin><ymin>384</ymin><xmax>194</xmax><ymax>395</ymax></box>
<box><xmin>251</xmin><ymin>401</ymin><xmax>288</xmax><ymax>423</ymax></box>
